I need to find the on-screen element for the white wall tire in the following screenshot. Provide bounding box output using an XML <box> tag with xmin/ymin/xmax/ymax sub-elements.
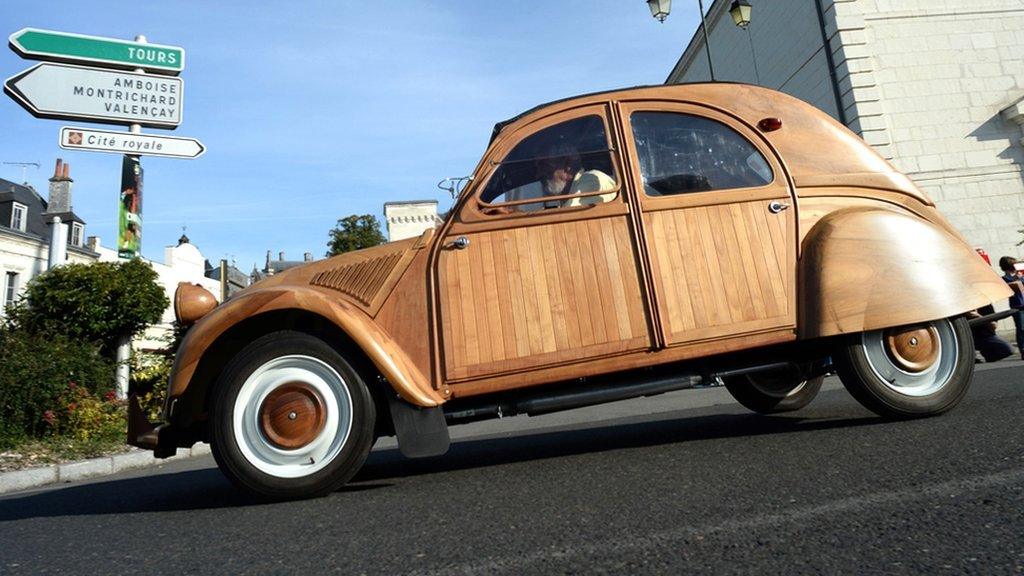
<box><xmin>210</xmin><ymin>331</ymin><xmax>375</xmax><ymax>499</ymax></box>
<box><xmin>835</xmin><ymin>316</ymin><xmax>974</xmax><ymax>418</ymax></box>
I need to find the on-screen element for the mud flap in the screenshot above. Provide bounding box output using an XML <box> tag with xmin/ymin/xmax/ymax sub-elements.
<box><xmin>387</xmin><ymin>395</ymin><xmax>450</xmax><ymax>458</ymax></box>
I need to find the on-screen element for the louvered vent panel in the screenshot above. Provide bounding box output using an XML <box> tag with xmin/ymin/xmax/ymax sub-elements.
<box><xmin>310</xmin><ymin>251</ymin><xmax>404</xmax><ymax>306</ymax></box>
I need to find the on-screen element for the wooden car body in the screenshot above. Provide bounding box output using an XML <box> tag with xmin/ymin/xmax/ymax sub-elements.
<box><xmin>145</xmin><ymin>83</ymin><xmax>1009</xmax><ymax>458</ymax></box>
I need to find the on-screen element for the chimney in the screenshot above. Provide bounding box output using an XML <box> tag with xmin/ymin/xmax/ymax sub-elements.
<box><xmin>46</xmin><ymin>158</ymin><xmax>73</xmax><ymax>214</ymax></box>
<box><xmin>279</xmin><ymin>251</ymin><xmax>285</xmax><ymax>261</ymax></box>
<box><xmin>87</xmin><ymin>236</ymin><xmax>99</xmax><ymax>250</ymax></box>
<box><xmin>304</xmin><ymin>252</ymin><xmax>312</xmax><ymax>262</ymax></box>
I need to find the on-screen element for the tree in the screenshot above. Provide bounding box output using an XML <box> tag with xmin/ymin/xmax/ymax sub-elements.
<box><xmin>5</xmin><ymin>258</ymin><xmax>168</xmax><ymax>355</ymax></box>
<box><xmin>326</xmin><ymin>214</ymin><xmax>386</xmax><ymax>256</ymax></box>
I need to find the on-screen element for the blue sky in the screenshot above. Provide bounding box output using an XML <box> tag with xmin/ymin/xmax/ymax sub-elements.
<box><xmin>1</xmin><ymin>1</ymin><xmax>699</xmax><ymax>272</ymax></box>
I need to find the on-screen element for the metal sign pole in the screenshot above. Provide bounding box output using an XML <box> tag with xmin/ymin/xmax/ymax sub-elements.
<box><xmin>115</xmin><ymin>34</ymin><xmax>147</xmax><ymax>400</ymax></box>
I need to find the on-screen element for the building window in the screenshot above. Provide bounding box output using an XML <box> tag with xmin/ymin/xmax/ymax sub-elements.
<box><xmin>70</xmin><ymin>223</ymin><xmax>83</xmax><ymax>247</ymax></box>
<box><xmin>11</xmin><ymin>202</ymin><xmax>26</xmax><ymax>232</ymax></box>
<box><xmin>4</xmin><ymin>272</ymin><xmax>18</xmax><ymax>311</ymax></box>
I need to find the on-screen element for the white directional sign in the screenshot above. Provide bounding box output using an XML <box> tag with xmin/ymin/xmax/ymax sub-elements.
<box><xmin>59</xmin><ymin>126</ymin><xmax>205</xmax><ymax>159</ymax></box>
<box><xmin>4</xmin><ymin>63</ymin><xmax>183</xmax><ymax>128</ymax></box>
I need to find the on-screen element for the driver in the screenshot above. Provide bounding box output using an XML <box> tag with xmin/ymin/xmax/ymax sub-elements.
<box><xmin>503</xmin><ymin>143</ymin><xmax>616</xmax><ymax>212</ymax></box>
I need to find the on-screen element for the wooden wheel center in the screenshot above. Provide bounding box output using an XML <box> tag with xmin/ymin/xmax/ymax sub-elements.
<box><xmin>884</xmin><ymin>324</ymin><xmax>940</xmax><ymax>373</ymax></box>
<box><xmin>258</xmin><ymin>382</ymin><xmax>326</xmax><ymax>450</ymax></box>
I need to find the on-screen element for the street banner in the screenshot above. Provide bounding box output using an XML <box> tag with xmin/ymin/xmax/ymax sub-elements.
<box><xmin>118</xmin><ymin>155</ymin><xmax>143</xmax><ymax>258</ymax></box>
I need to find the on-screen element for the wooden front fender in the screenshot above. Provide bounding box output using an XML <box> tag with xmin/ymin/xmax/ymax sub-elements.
<box><xmin>168</xmin><ymin>286</ymin><xmax>444</xmax><ymax>408</ymax></box>
<box><xmin>799</xmin><ymin>208</ymin><xmax>1011</xmax><ymax>338</ymax></box>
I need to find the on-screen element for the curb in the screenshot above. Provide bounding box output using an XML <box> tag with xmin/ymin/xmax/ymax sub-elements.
<box><xmin>0</xmin><ymin>443</ymin><xmax>211</xmax><ymax>496</ymax></box>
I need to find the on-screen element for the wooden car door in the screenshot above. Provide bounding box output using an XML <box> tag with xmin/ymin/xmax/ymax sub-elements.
<box><xmin>618</xmin><ymin>102</ymin><xmax>796</xmax><ymax>346</ymax></box>
<box><xmin>435</xmin><ymin>105</ymin><xmax>652</xmax><ymax>383</ymax></box>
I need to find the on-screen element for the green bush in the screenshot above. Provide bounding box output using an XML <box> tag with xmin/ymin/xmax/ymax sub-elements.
<box><xmin>0</xmin><ymin>329</ymin><xmax>116</xmax><ymax>449</ymax></box>
<box><xmin>5</xmin><ymin>258</ymin><xmax>168</xmax><ymax>355</ymax></box>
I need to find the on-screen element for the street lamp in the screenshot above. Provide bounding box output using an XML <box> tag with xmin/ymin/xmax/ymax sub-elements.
<box><xmin>646</xmin><ymin>0</ymin><xmax>671</xmax><ymax>23</ymax></box>
<box><xmin>729</xmin><ymin>0</ymin><xmax>752</xmax><ymax>28</ymax></box>
<box><xmin>730</xmin><ymin>0</ymin><xmax>759</xmax><ymax>83</ymax></box>
<box><xmin>648</xmin><ymin>1</ymin><xmax>751</xmax><ymax>83</ymax></box>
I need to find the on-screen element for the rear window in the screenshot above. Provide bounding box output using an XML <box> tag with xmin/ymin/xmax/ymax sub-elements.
<box><xmin>630</xmin><ymin>111</ymin><xmax>772</xmax><ymax>196</ymax></box>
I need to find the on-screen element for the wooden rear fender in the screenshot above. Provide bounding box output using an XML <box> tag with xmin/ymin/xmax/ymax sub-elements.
<box><xmin>168</xmin><ymin>286</ymin><xmax>443</xmax><ymax>408</ymax></box>
<box><xmin>799</xmin><ymin>207</ymin><xmax>1011</xmax><ymax>338</ymax></box>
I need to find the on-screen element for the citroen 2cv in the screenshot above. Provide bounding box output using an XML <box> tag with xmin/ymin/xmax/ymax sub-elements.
<box><xmin>129</xmin><ymin>84</ymin><xmax>1010</xmax><ymax>499</ymax></box>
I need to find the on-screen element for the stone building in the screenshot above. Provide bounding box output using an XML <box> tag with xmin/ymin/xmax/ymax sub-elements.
<box><xmin>384</xmin><ymin>200</ymin><xmax>441</xmax><ymax>241</ymax></box>
<box><xmin>205</xmin><ymin>256</ymin><xmax>250</xmax><ymax>297</ymax></box>
<box><xmin>667</xmin><ymin>0</ymin><xmax>1024</xmax><ymax>261</ymax></box>
<box><xmin>250</xmin><ymin>250</ymin><xmax>315</xmax><ymax>284</ymax></box>
<box><xmin>0</xmin><ymin>160</ymin><xmax>98</xmax><ymax>316</ymax></box>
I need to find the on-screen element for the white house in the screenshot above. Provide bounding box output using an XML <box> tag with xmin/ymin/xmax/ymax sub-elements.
<box><xmin>1</xmin><ymin>160</ymin><xmax>98</xmax><ymax>317</ymax></box>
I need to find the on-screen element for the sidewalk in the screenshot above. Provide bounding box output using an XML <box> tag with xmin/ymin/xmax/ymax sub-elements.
<box><xmin>0</xmin><ymin>443</ymin><xmax>211</xmax><ymax>495</ymax></box>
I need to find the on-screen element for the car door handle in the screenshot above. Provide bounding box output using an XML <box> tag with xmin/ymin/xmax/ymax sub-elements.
<box><xmin>450</xmin><ymin>236</ymin><xmax>470</xmax><ymax>250</ymax></box>
<box><xmin>768</xmin><ymin>201</ymin><xmax>790</xmax><ymax>214</ymax></box>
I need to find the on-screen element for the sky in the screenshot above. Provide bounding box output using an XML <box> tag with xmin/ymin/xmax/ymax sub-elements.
<box><xmin>0</xmin><ymin>1</ymin><xmax>700</xmax><ymax>273</ymax></box>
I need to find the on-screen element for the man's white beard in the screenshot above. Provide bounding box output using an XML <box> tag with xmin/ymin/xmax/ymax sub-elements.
<box><xmin>543</xmin><ymin>178</ymin><xmax>567</xmax><ymax>194</ymax></box>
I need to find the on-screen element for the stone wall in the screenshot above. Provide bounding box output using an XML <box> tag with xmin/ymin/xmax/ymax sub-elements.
<box><xmin>384</xmin><ymin>201</ymin><xmax>440</xmax><ymax>242</ymax></box>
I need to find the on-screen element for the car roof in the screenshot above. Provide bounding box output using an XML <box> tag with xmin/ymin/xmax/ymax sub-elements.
<box><xmin>489</xmin><ymin>82</ymin><xmax>752</xmax><ymax>143</ymax></box>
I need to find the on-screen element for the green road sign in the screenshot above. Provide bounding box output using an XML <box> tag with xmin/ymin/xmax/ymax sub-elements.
<box><xmin>8</xmin><ymin>28</ymin><xmax>184</xmax><ymax>75</ymax></box>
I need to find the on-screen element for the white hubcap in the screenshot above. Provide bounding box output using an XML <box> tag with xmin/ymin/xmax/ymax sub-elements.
<box><xmin>232</xmin><ymin>355</ymin><xmax>353</xmax><ymax>478</ymax></box>
<box><xmin>862</xmin><ymin>319</ymin><xmax>957</xmax><ymax>397</ymax></box>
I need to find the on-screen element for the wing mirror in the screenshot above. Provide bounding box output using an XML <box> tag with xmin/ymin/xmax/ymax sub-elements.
<box><xmin>436</xmin><ymin>175</ymin><xmax>473</xmax><ymax>199</ymax></box>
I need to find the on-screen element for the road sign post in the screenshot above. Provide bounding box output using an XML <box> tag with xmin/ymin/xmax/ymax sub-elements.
<box><xmin>5</xmin><ymin>28</ymin><xmax>205</xmax><ymax>310</ymax></box>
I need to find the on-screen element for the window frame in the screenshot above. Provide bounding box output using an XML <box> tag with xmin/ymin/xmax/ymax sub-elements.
<box><xmin>11</xmin><ymin>202</ymin><xmax>26</xmax><ymax>232</ymax></box>
<box><xmin>4</xmin><ymin>271</ymin><xmax>18</xmax><ymax>311</ymax></box>
<box><xmin>618</xmin><ymin>101</ymin><xmax>787</xmax><ymax>211</ymax></box>
<box><xmin>70</xmin><ymin>222</ymin><xmax>83</xmax><ymax>247</ymax></box>
<box><xmin>465</xmin><ymin>105</ymin><xmax>627</xmax><ymax>222</ymax></box>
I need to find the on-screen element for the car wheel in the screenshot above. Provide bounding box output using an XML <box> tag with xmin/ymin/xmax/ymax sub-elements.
<box><xmin>210</xmin><ymin>330</ymin><xmax>376</xmax><ymax>499</ymax></box>
<box><xmin>724</xmin><ymin>368</ymin><xmax>823</xmax><ymax>414</ymax></box>
<box><xmin>834</xmin><ymin>316</ymin><xmax>973</xmax><ymax>418</ymax></box>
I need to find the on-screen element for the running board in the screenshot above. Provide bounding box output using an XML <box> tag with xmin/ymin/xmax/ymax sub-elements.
<box><xmin>443</xmin><ymin>361</ymin><xmax>797</xmax><ymax>426</ymax></box>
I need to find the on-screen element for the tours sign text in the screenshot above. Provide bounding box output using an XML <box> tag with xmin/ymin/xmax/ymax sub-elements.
<box><xmin>9</xmin><ymin>28</ymin><xmax>184</xmax><ymax>75</ymax></box>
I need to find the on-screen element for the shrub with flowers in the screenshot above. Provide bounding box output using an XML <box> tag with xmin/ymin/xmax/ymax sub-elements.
<box><xmin>0</xmin><ymin>330</ymin><xmax>116</xmax><ymax>449</ymax></box>
<box><xmin>43</xmin><ymin>382</ymin><xmax>126</xmax><ymax>443</ymax></box>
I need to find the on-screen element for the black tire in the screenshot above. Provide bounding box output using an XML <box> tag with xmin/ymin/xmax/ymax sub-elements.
<box><xmin>209</xmin><ymin>330</ymin><xmax>376</xmax><ymax>500</ymax></box>
<box><xmin>724</xmin><ymin>368</ymin><xmax>823</xmax><ymax>414</ymax></box>
<box><xmin>834</xmin><ymin>316</ymin><xmax>974</xmax><ymax>419</ymax></box>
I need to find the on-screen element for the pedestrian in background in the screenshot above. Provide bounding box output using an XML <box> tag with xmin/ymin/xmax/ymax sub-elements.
<box><xmin>998</xmin><ymin>256</ymin><xmax>1024</xmax><ymax>360</ymax></box>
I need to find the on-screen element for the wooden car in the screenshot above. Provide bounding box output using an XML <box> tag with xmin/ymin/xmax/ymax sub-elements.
<box><xmin>129</xmin><ymin>83</ymin><xmax>1010</xmax><ymax>499</ymax></box>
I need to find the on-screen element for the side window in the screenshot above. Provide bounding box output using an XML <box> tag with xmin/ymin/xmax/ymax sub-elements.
<box><xmin>630</xmin><ymin>112</ymin><xmax>773</xmax><ymax>196</ymax></box>
<box><xmin>480</xmin><ymin>115</ymin><xmax>618</xmax><ymax>212</ymax></box>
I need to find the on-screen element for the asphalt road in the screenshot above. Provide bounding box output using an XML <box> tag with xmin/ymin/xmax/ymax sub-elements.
<box><xmin>2</xmin><ymin>363</ymin><xmax>1023</xmax><ymax>575</ymax></box>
